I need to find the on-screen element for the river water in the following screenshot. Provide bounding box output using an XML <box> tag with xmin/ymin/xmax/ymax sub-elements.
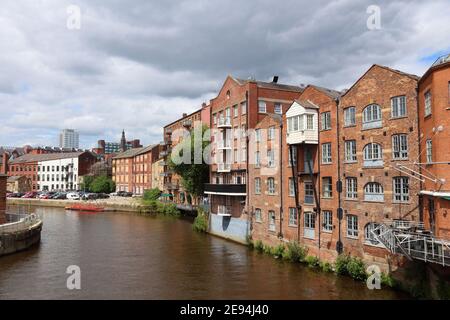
<box><xmin>0</xmin><ymin>206</ymin><xmax>410</xmax><ymax>299</ymax></box>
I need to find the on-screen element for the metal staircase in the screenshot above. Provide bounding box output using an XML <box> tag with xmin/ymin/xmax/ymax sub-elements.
<box><xmin>371</xmin><ymin>220</ymin><xmax>450</xmax><ymax>267</ymax></box>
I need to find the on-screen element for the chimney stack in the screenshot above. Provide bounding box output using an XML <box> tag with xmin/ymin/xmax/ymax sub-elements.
<box><xmin>272</xmin><ymin>76</ymin><xmax>279</xmax><ymax>83</ymax></box>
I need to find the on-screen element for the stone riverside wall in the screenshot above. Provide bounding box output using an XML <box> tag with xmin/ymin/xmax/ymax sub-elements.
<box><xmin>208</xmin><ymin>214</ymin><xmax>250</xmax><ymax>244</ymax></box>
<box><xmin>0</xmin><ymin>175</ymin><xmax>6</xmax><ymax>224</ymax></box>
<box><xmin>0</xmin><ymin>222</ymin><xmax>42</xmax><ymax>256</ymax></box>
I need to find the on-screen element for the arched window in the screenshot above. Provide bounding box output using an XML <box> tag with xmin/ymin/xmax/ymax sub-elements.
<box><xmin>362</xmin><ymin>104</ymin><xmax>382</xmax><ymax>129</ymax></box>
<box><xmin>365</xmin><ymin>223</ymin><xmax>381</xmax><ymax>246</ymax></box>
<box><xmin>364</xmin><ymin>182</ymin><xmax>384</xmax><ymax>202</ymax></box>
<box><xmin>363</xmin><ymin>143</ymin><xmax>383</xmax><ymax>167</ymax></box>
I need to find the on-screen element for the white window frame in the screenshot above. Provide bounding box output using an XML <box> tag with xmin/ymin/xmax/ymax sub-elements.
<box><xmin>363</xmin><ymin>104</ymin><xmax>382</xmax><ymax>123</ymax></box>
<box><xmin>365</xmin><ymin>223</ymin><xmax>381</xmax><ymax>246</ymax></box>
<box><xmin>344</xmin><ymin>107</ymin><xmax>356</xmax><ymax>126</ymax></box>
<box><xmin>391</xmin><ymin>95</ymin><xmax>407</xmax><ymax>118</ymax></box>
<box><xmin>306</xmin><ymin>114</ymin><xmax>314</xmax><ymax>130</ymax></box>
<box><xmin>241</xmin><ymin>102</ymin><xmax>247</xmax><ymax>115</ymax></box>
<box><xmin>289</xmin><ymin>207</ymin><xmax>298</xmax><ymax>226</ymax></box>
<box><xmin>304</xmin><ymin>182</ymin><xmax>314</xmax><ymax>204</ymax></box>
<box><xmin>274</xmin><ymin>103</ymin><xmax>282</xmax><ymax>114</ymax></box>
<box><xmin>255</xmin><ymin>178</ymin><xmax>261</xmax><ymax>194</ymax></box>
<box><xmin>288</xmin><ymin>145</ymin><xmax>297</xmax><ymax>167</ymax></box>
<box><xmin>321</xmin><ymin>112</ymin><xmax>331</xmax><ymax>130</ymax></box>
<box><xmin>392</xmin><ymin>134</ymin><xmax>408</xmax><ymax>160</ymax></box>
<box><xmin>233</xmin><ymin>105</ymin><xmax>239</xmax><ymax>117</ymax></box>
<box><xmin>393</xmin><ymin>177</ymin><xmax>409</xmax><ymax>203</ymax></box>
<box><xmin>268</xmin><ymin>126</ymin><xmax>275</xmax><ymax>140</ymax></box>
<box><xmin>424</xmin><ymin>90</ymin><xmax>432</xmax><ymax>117</ymax></box>
<box><xmin>321</xmin><ymin>143</ymin><xmax>332</xmax><ymax>164</ymax></box>
<box><xmin>255</xmin><ymin>151</ymin><xmax>261</xmax><ymax>167</ymax></box>
<box><xmin>258</xmin><ymin>100</ymin><xmax>267</xmax><ymax>113</ymax></box>
<box><xmin>426</xmin><ymin>139</ymin><xmax>432</xmax><ymax>163</ymax></box>
<box><xmin>347</xmin><ymin>215</ymin><xmax>359</xmax><ymax>238</ymax></box>
<box><xmin>344</xmin><ymin>140</ymin><xmax>357</xmax><ymax>162</ymax></box>
<box><xmin>364</xmin><ymin>182</ymin><xmax>384</xmax><ymax>202</ymax></box>
<box><xmin>255</xmin><ymin>208</ymin><xmax>262</xmax><ymax>222</ymax></box>
<box><xmin>323</xmin><ymin>211</ymin><xmax>333</xmax><ymax>232</ymax></box>
<box><xmin>289</xmin><ymin>178</ymin><xmax>295</xmax><ymax>197</ymax></box>
<box><xmin>255</xmin><ymin>129</ymin><xmax>261</xmax><ymax>142</ymax></box>
<box><xmin>267</xmin><ymin>178</ymin><xmax>275</xmax><ymax>195</ymax></box>
<box><xmin>322</xmin><ymin>177</ymin><xmax>332</xmax><ymax>198</ymax></box>
<box><xmin>268</xmin><ymin>211</ymin><xmax>276</xmax><ymax>231</ymax></box>
<box><xmin>267</xmin><ymin>150</ymin><xmax>275</xmax><ymax>168</ymax></box>
<box><xmin>346</xmin><ymin>177</ymin><xmax>358</xmax><ymax>199</ymax></box>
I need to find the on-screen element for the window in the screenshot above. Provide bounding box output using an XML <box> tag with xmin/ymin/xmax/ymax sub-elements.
<box><xmin>393</xmin><ymin>177</ymin><xmax>409</xmax><ymax>202</ymax></box>
<box><xmin>304</xmin><ymin>212</ymin><xmax>315</xmax><ymax>239</ymax></box>
<box><xmin>258</xmin><ymin>101</ymin><xmax>267</xmax><ymax>113</ymax></box>
<box><xmin>345</xmin><ymin>140</ymin><xmax>357</xmax><ymax>162</ymax></box>
<box><xmin>346</xmin><ymin>177</ymin><xmax>358</xmax><ymax>199</ymax></box>
<box><xmin>321</xmin><ymin>143</ymin><xmax>332</xmax><ymax>164</ymax></box>
<box><xmin>274</xmin><ymin>103</ymin><xmax>282</xmax><ymax>114</ymax></box>
<box><xmin>322</xmin><ymin>177</ymin><xmax>332</xmax><ymax>198</ymax></box>
<box><xmin>267</xmin><ymin>178</ymin><xmax>275</xmax><ymax>195</ymax></box>
<box><xmin>289</xmin><ymin>208</ymin><xmax>298</xmax><ymax>226</ymax></box>
<box><xmin>364</xmin><ymin>182</ymin><xmax>384</xmax><ymax>202</ymax></box>
<box><xmin>255</xmin><ymin>208</ymin><xmax>262</xmax><ymax>222</ymax></box>
<box><xmin>234</xmin><ymin>149</ymin><xmax>239</xmax><ymax>163</ymax></box>
<box><xmin>255</xmin><ymin>151</ymin><xmax>261</xmax><ymax>167</ymax></box>
<box><xmin>268</xmin><ymin>126</ymin><xmax>275</xmax><ymax>140</ymax></box>
<box><xmin>287</xmin><ymin>115</ymin><xmax>301</xmax><ymax>133</ymax></box>
<box><xmin>362</xmin><ymin>104</ymin><xmax>382</xmax><ymax>129</ymax></box>
<box><xmin>392</xmin><ymin>134</ymin><xmax>408</xmax><ymax>159</ymax></box>
<box><xmin>424</xmin><ymin>90</ymin><xmax>432</xmax><ymax>116</ymax></box>
<box><xmin>255</xmin><ymin>178</ymin><xmax>261</xmax><ymax>194</ymax></box>
<box><xmin>426</xmin><ymin>139</ymin><xmax>432</xmax><ymax>163</ymax></box>
<box><xmin>323</xmin><ymin>211</ymin><xmax>333</xmax><ymax>232</ymax></box>
<box><xmin>306</xmin><ymin>114</ymin><xmax>314</xmax><ymax>130</ymax></box>
<box><xmin>321</xmin><ymin>112</ymin><xmax>331</xmax><ymax>130</ymax></box>
<box><xmin>241</xmin><ymin>102</ymin><xmax>247</xmax><ymax>115</ymax></box>
<box><xmin>344</xmin><ymin>107</ymin><xmax>356</xmax><ymax>126</ymax></box>
<box><xmin>289</xmin><ymin>178</ymin><xmax>295</xmax><ymax>196</ymax></box>
<box><xmin>363</xmin><ymin>143</ymin><xmax>383</xmax><ymax>167</ymax></box>
<box><xmin>226</xmin><ymin>90</ymin><xmax>231</xmax><ymax>99</ymax></box>
<box><xmin>347</xmin><ymin>215</ymin><xmax>358</xmax><ymax>238</ymax></box>
<box><xmin>255</xmin><ymin>129</ymin><xmax>261</xmax><ymax>142</ymax></box>
<box><xmin>391</xmin><ymin>96</ymin><xmax>406</xmax><ymax>118</ymax></box>
<box><xmin>242</xmin><ymin>147</ymin><xmax>247</xmax><ymax>163</ymax></box>
<box><xmin>365</xmin><ymin>223</ymin><xmax>381</xmax><ymax>246</ymax></box>
<box><xmin>288</xmin><ymin>145</ymin><xmax>297</xmax><ymax>166</ymax></box>
<box><xmin>267</xmin><ymin>150</ymin><xmax>275</xmax><ymax>167</ymax></box>
<box><xmin>233</xmin><ymin>105</ymin><xmax>239</xmax><ymax>117</ymax></box>
<box><xmin>304</xmin><ymin>182</ymin><xmax>314</xmax><ymax>204</ymax></box>
<box><xmin>268</xmin><ymin>211</ymin><xmax>276</xmax><ymax>231</ymax></box>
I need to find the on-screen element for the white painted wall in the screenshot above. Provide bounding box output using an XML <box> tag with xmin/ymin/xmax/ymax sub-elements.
<box><xmin>286</xmin><ymin>101</ymin><xmax>319</xmax><ymax>145</ymax></box>
<box><xmin>38</xmin><ymin>157</ymin><xmax>80</xmax><ymax>191</ymax></box>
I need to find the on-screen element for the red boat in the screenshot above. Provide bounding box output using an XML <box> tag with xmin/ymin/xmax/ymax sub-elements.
<box><xmin>65</xmin><ymin>204</ymin><xmax>105</xmax><ymax>212</ymax></box>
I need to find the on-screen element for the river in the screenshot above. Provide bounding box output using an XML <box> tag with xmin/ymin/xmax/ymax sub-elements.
<box><xmin>0</xmin><ymin>206</ymin><xmax>410</xmax><ymax>299</ymax></box>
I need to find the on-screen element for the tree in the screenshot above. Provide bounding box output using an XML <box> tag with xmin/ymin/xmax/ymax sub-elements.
<box><xmin>169</xmin><ymin>124</ymin><xmax>210</xmax><ymax>202</ymax></box>
<box><xmin>143</xmin><ymin>188</ymin><xmax>161</xmax><ymax>201</ymax></box>
<box><xmin>90</xmin><ymin>176</ymin><xmax>116</xmax><ymax>193</ymax></box>
<box><xmin>80</xmin><ymin>175</ymin><xmax>95</xmax><ymax>191</ymax></box>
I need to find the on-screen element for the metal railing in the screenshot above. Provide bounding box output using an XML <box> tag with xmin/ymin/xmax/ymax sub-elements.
<box><xmin>217</xmin><ymin>205</ymin><xmax>232</xmax><ymax>216</ymax></box>
<box><xmin>218</xmin><ymin>163</ymin><xmax>231</xmax><ymax>172</ymax></box>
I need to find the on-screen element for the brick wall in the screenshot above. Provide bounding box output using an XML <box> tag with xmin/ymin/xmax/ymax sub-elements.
<box><xmin>0</xmin><ymin>175</ymin><xmax>6</xmax><ymax>224</ymax></box>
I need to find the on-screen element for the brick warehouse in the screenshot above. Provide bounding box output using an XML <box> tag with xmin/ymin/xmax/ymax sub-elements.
<box><xmin>418</xmin><ymin>54</ymin><xmax>450</xmax><ymax>240</ymax></box>
<box><xmin>0</xmin><ymin>174</ymin><xmax>6</xmax><ymax>224</ymax></box>
<box><xmin>204</xmin><ymin>75</ymin><xmax>303</xmax><ymax>243</ymax></box>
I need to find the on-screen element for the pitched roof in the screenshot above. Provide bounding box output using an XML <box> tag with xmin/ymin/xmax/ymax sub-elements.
<box><xmin>233</xmin><ymin>77</ymin><xmax>303</xmax><ymax>92</ymax></box>
<box><xmin>309</xmin><ymin>85</ymin><xmax>341</xmax><ymax>99</ymax></box>
<box><xmin>9</xmin><ymin>152</ymin><xmax>87</xmax><ymax>164</ymax></box>
<box><xmin>294</xmin><ymin>99</ymin><xmax>320</xmax><ymax>109</ymax></box>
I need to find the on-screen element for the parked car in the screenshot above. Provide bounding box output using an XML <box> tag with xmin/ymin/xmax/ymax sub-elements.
<box><xmin>81</xmin><ymin>193</ymin><xmax>98</xmax><ymax>200</ymax></box>
<box><xmin>10</xmin><ymin>192</ymin><xmax>25</xmax><ymax>198</ymax></box>
<box><xmin>22</xmin><ymin>191</ymin><xmax>38</xmax><ymax>199</ymax></box>
<box><xmin>123</xmin><ymin>192</ymin><xmax>133</xmax><ymax>197</ymax></box>
<box><xmin>6</xmin><ymin>192</ymin><xmax>14</xmax><ymax>198</ymax></box>
<box><xmin>97</xmin><ymin>193</ymin><xmax>110</xmax><ymax>199</ymax></box>
<box><xmin>39</xmin><ymin>192</ymin><xmax>55</xmax><ymax>199</ymax></box>
<box><xmin>52</xmin><ymin>192</ymin><xmax>67</xmax><ymax>200</ymax></box>
<box><xmin>67</xmin><ymin>192</ymin><xmax>81</xmax><ymax>200</ymax></box>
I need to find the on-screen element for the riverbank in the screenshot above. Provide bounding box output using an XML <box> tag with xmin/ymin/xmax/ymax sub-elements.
<box><xmin>0</xmin><ymin>214</ymin><xmax>42</xmax><ymax>257</ymax></box>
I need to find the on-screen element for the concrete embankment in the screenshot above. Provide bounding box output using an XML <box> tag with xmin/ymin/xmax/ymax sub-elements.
<box><xmin>0</xmin><ymin>215</ymin><xmax>42</xmax><ymax>257</ymax></box>
<box><xmin>7</xmin><ymin>197</ymin><xmax>146</xmax><ymax>213</ymax></box>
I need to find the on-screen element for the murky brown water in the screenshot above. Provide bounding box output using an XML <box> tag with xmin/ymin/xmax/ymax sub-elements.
<box><xmin>0</xmin><ymin>206</ymin><xmax>410</xmax><ymax>299</ymax></box>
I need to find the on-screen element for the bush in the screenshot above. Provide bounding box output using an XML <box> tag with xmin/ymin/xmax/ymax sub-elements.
<box><xmin>320</xmin><ymin>261</ymin><xmax>333</xmax><ymax>273</ymax></box>
<box><xmin>437</xmin><ymin>280</ymin><xmax>450</xmax><ymax>300</ymax></box>
<box><xmin>254</xmin><ymin>240</ymin><xmax>264</xmax><ymax>253</ymax></box>
<box><xmin>305</xmin><ymin>255</ymin><xmax>320</xmax><ymax>268</ymax></box>
<box><xmin>334</xmin><ymin>254</ymin><xmax>351</xmax><ymax>276</ymax></box>
<box><xmin>193</xmin><ymin>209</ymin><xmax>208</xmax><ymax>233</ymax></box>
<box><xmin>347</xmin><ymin>257</ymin><xmax>367</xmax><ymax>281</ymax></box>
<box><xmin>271</xmin><ymin>244</ymin><xmax>285</xmax><ymax>259</ymax></box>
<box><xmin>90</xmin><ymin>175</ymin><xmax>115</xmax><ymax>193</ymax></box>
<box><xmin>282</xmin><ymin>241</ymin><xmax>308</xmax><ymax>263</ymax></box>
<box><xmin>143</xmin><ymin>188</ymin><xmax>161</xmax><ymax>202</ymax></box>
<box><xmin>263</xmin><ymin>244</ymin><xmax>272</xmax><ymax>255</ymax></box>
<box><xmin>381</xmin><ymin>272</ymin><xmax>396</xmax><ymax>288</ymax></box>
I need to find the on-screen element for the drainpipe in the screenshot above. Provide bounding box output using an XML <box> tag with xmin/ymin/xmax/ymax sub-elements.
<box><xmin>306</xmin><ymin>145</ymin><xmax>320</xmax><ymax>250</ymax></box>
<box><xmin>246</xmin><ymin>90</ymin><xmax>251</xmax><ymax>238</ymax></box>
<box><xmin>336</xmin><ymin>97</ymin><xmax>343</xmax><ymax>254</ymax></box>
<box><xmin>279</xmin><ymin>120</ymin><xmax>284</xmax><ymax>239</ymax></box>
<box><xmin>290</xmin><ymin>144</ymin><xmax>301</xmax><ymax>243</ymax></box>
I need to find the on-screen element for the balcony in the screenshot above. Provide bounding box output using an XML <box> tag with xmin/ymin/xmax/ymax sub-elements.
<box><xmin>217</xmin><ymin>116</ymin><xmax>232</xmax><ymax>128</ymax></box>
<box><xmin>217</xmin><ymin>140</ymin><xmax>232</xmax><ymax>149</ymax></box>
<box><xmin>217</xmin><ymin>163</ymin><xmax>231</xmax><ymax>172</ymax></box>
<box><xmin>204</xmin><ymin>183</ymin><xmax>246</xmax><ymax>196</ymax></box>
<box><xmin>286</xmin><ymin>130</ymin><xmax>318</xmax><ymax>145</ymax></box>
<box><xmin>217</xmin><ymin>205</ymin><xmax>232</xmax><ymax>216</ymax></box>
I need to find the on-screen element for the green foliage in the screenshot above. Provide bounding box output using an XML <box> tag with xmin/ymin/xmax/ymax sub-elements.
<box><xmin>381</xmin><ymin>272</ymin><xmax>396</xmax><ymax>288</ymax></box>
<box><xmin>193</xmin><ymin>208</ymin><xmax>208</xmax><ymax>233</ymax></box>
<box><xmin>143</xmin><ymin>188</ymin><xmax>161</xmax><ymax>202</ymax></box>
<box><xmin>305</xmin><ymin>255</ymin><xmax>320</xmax><ymax>268</ymax></box>
<box><xmin>263</xmin><ymin>244</ymin><xmax>272</xmax><ymax>255</ymax></box>
<box><xmin>320</xmin><ymin>261</ymin><xmax>333</xmax><ymax>273</ymax></box>
<box><xmin>334</xmin><ymin>254</ymin><xmax>367</xmax><ymax>281</ymax></box>
<box><xmin>168</xmin><ymin>124</ymin><xmax>210</xmax><ymax>198</ymax></box>
<box><xmin>141</xmin><ymin>200</ymin><xmax>180</xmax><ymax>217</ymax></box>
<box><xmin>437</xmin><ymin>280</ymin><xmax>450</xmax><ymax>300</ymax></box>
<box><xmin>254</xmin><ymin>240</ymin><xmax>264</xmax><ymax>253</ymax></box>
<box><xmin>282</xmin><ymin>241</ymin><xmax>308</xmax><ymax>263</ymax></box>
<box><xmin>271</xmin><ymin>244</ymin><xmax>285</xmax><ymax>259</ymax></box>
<box><xmin>80</xmin><ymin>175</ymin><xmax>95</xmax><ymax>191</ymax></box>
<box><xmin>89</xmin><ymin>175</ymin><xmax>115</xmax><ymax>193</ymax></box>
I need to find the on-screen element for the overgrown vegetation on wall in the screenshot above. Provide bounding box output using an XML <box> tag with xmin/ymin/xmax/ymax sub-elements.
<box><xmin>140</xmin><ymin>190</ymin><xmax>180</xmax><ymax>217</ymax></box>
<box><xmin>193</xmin><ymin>207</ymin><xmax>208</xmax><ymax>233</ymax></box>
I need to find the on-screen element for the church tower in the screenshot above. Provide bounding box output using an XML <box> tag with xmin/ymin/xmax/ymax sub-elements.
<box><xmin>120</xmin><ymin>130</ymin><xmax>127</xmax><ymax>152</ymax></box>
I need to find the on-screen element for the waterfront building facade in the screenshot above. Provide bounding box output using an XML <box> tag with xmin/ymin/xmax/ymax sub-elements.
<box><xmin>0</xmin><ymin>174</ymin><xmax>6</xmax><ymax>224</ymax></box>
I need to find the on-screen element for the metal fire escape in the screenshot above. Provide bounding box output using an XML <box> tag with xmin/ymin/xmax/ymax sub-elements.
<box><xmin>371</xmin><ymin>220</ymin><xmax>450</xmax><ymax>267</ymax></box>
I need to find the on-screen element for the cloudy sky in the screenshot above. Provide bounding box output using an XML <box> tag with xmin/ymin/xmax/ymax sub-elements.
<box><xmin>0</xmin><ymin>0</ymin><xmax>449</xmax><ymax>149</ymax></box>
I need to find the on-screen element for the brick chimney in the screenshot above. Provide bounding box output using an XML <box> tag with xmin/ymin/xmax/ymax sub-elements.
<box><xmin>1</xmin><ymin>152</ymin><xmax>8</xmax><ymax>175</ymax></box>
<box><xmin>0</xmin><ymin>174</ymin><xmax>6</xmax><ymax>224</ymax></box>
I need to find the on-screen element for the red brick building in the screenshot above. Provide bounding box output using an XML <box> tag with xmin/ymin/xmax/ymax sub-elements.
<box><xmin>204</xmin><ymin>76</ymin><xmax>302</xmax><ymax>243</ymax></box>
<box><xmin>0</xmin><ymin>174</ymin><xmax>6</xmax><ymax>224</ymax></box>
<box><xmin>112</xmin><ymin>145</ymin><xmax>160</xmax><ymax>194</ymax></box>
<box><xmin>418</xmin><ymin>54</ymin><xmax>450</xmax><ymax>240</ymax></box>
<box><xmin>162</xmin><ymin>104</ymin><xmax>210</xmax><ymax>204</ymax></box>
